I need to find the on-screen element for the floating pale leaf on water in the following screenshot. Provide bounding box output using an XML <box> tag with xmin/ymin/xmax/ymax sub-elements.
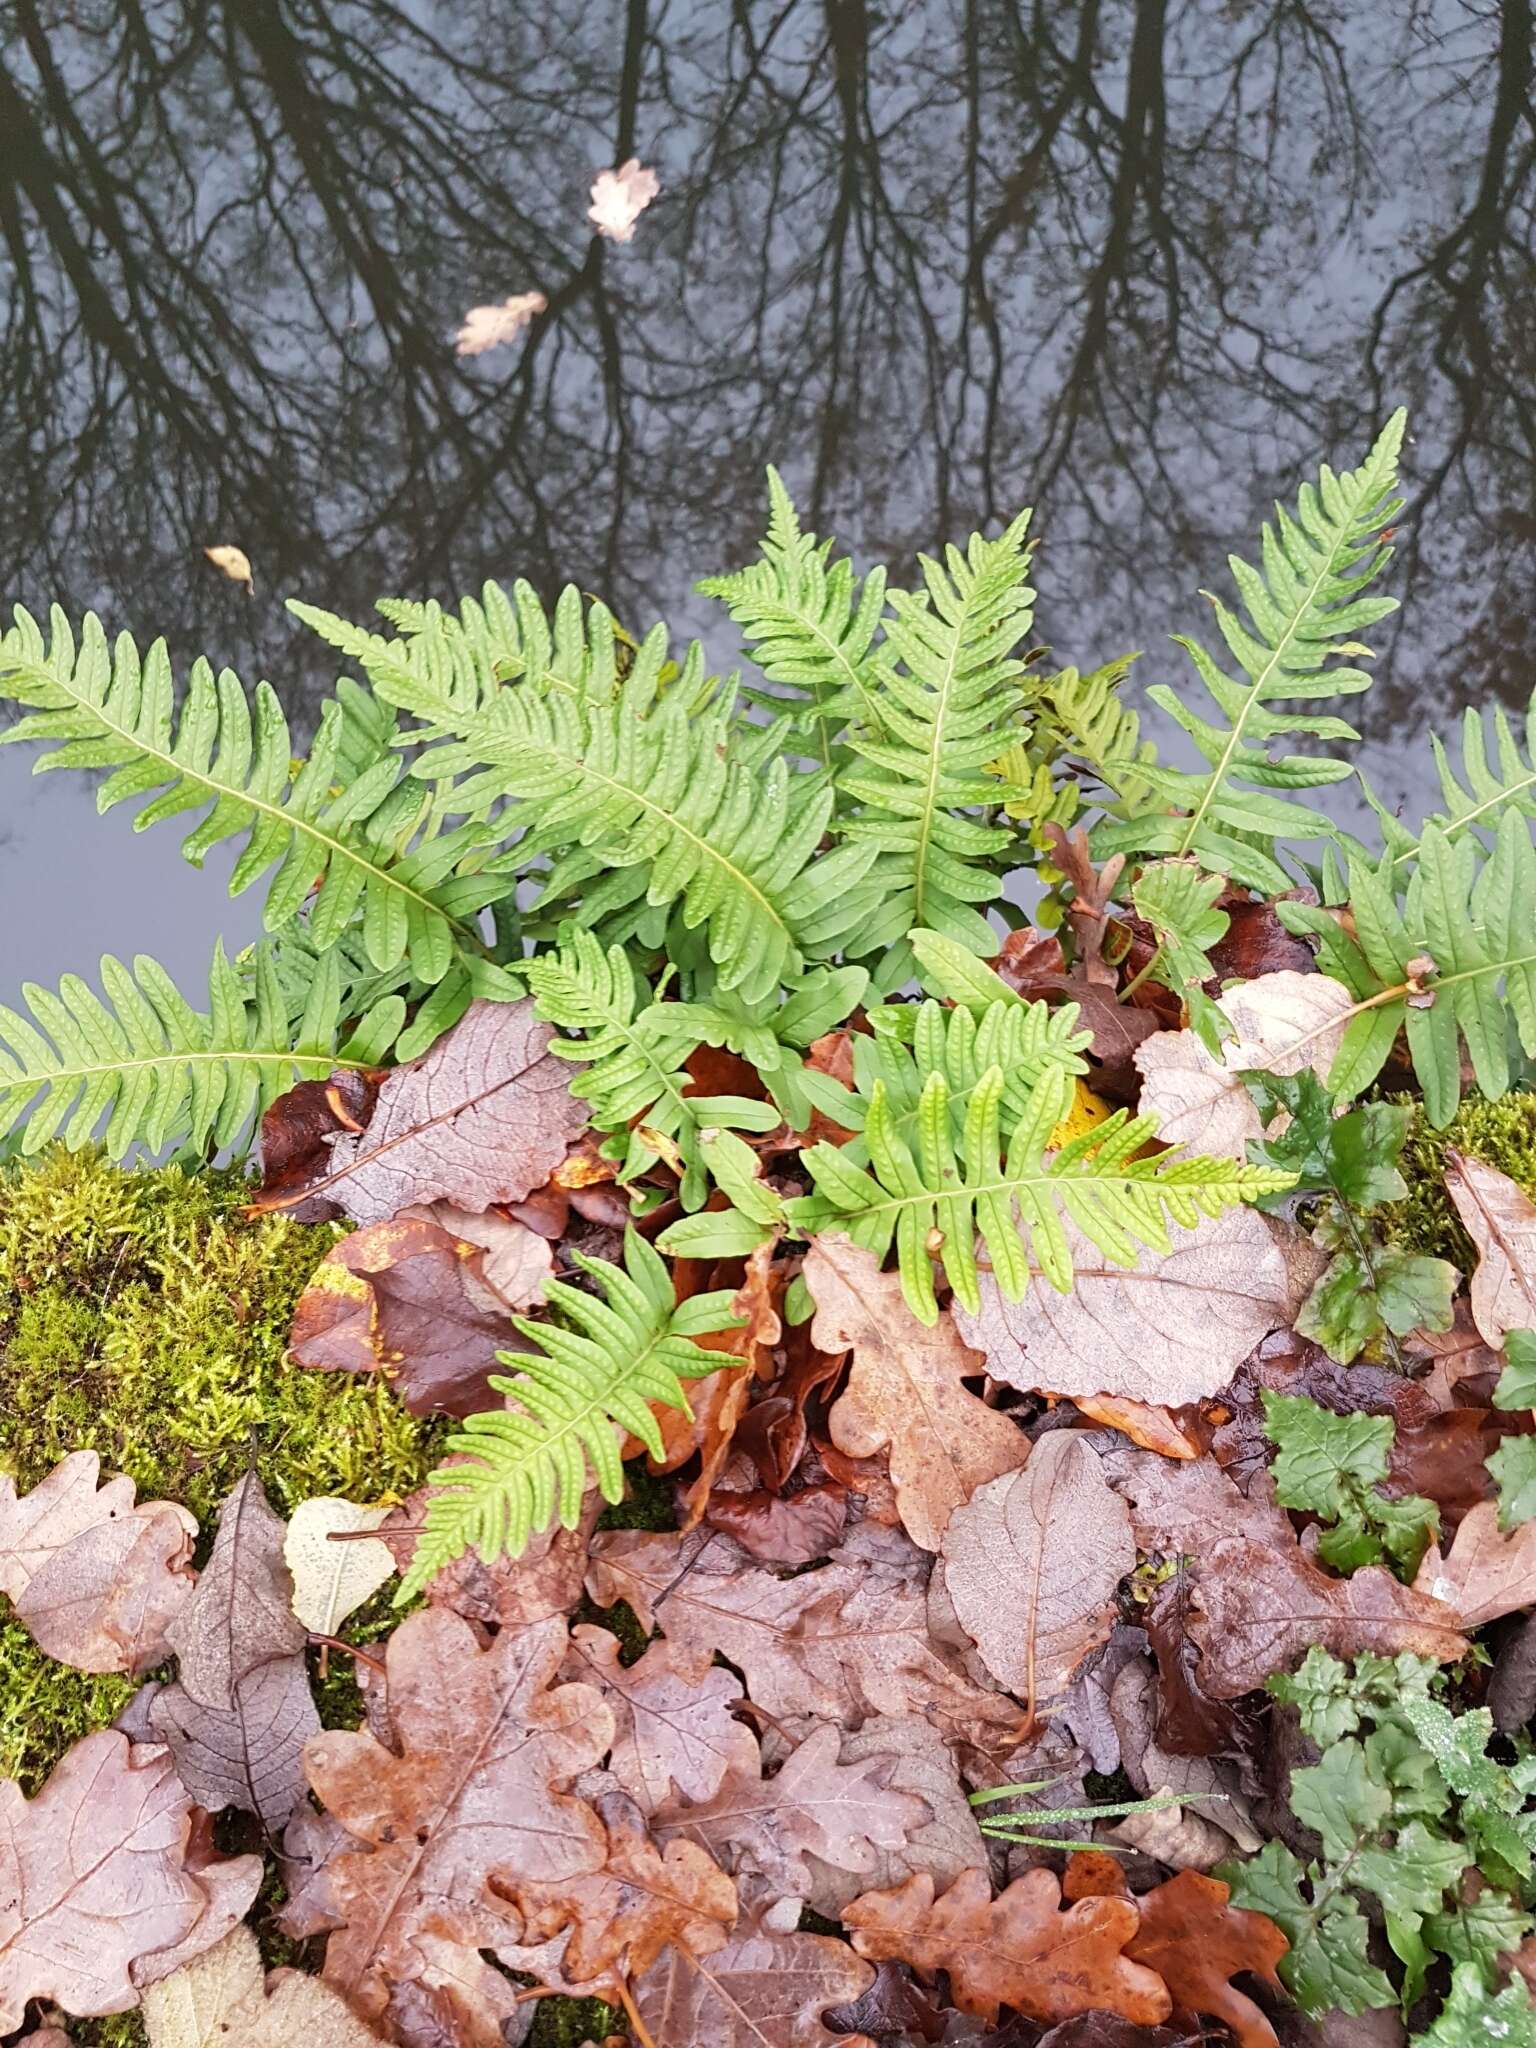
<box><xmin>453</xmin><ymin>290</ymin><xmax>547</xmax><ymax>357</ymax></box>
<box><xmin>202</xmin><ymin>544</ymin><xmax>253</xmax><ymax>590</ymax></box>
<box><xmin>589</xmin><ymin>158</ymin><xmax>660</xmax><ymax>242</ymax></box>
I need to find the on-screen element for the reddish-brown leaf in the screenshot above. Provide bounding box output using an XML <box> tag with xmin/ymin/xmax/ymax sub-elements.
<box><xmin>651</xmin><ymin>1242</ymin><xmax>782</xmax><ymax>1525</ymax></box>
<box><xmin>0</xmin><ymin>1452</ymin><xmax>196</xmax><ymax>1675</ymax></box>
<box><xmin>843</xmin><ymin>1867</ymin><xmax>1172</xmax><ymax>2027</ymax></box>
<box><xmin>631</xmin><ymin>1900</ymin><xmax>875</xmax><ymax>2048</ymax></box>
<box><xmin>248</xmin><ymin>1070</ymin><xmax>380</xmax><ymax>1221</ymax></box>
<box><xmin>0</xmin><ymin>1732</ymin><xmax>261</xmax><ymax>2030</ymax></box>
<box><xmin>1386</xmin><ymin>1406</ymin><xmax>1525</xmax><ymax>1528</ymax></box>
<box><xmin>1124</xmin><ymin>1869</ymin><xmax>1288</xmax><ymax>2048</ymax></box>
<box><xmin>1072</xmin><ymin>1396</ymin><xmax>1204</xmax><ymax>1460</ymax></box>
<box><xmin>733</xmin><ymin>1319</ymin><xmax>848</xmax><ymax>1492</ymax></box>
<box><xmin>704</xmin><ymin>1482</ymin><xmax>849</xmax><ymax>1564</ymax></box>
<box><xmin>1414</xmin><ymin>1502</ymin><xmax>1536</xmax><ymax>1628</ymax></box>
<box><xmin>1144</xmin><ymin>1574</ymin><xmax>1258</xmax><ymax>1759</ymax></box>
<box><xmin>1207</xmin><ymin>1331</ymin><xmax>1437</xmax><ymax>1491</ymax></box>
<box><xmin>1204</xmin><ymin>893</ymin><xmax>1319</xmax><ymax>984</ymax></box>
<box><xmin>377</xmin><ymin>1485</ymin><xmax>600</xmax><ymax>1628</ymax></box>
<box><xmin>822</xmin><ymin>1959</ymin><xmax>946</xmax><ymax>2043</ymax></box>
<box><xmin>563</xmin><ymin>1624</ymin><xmax>749</xmax><ymax>1814</ymax></box>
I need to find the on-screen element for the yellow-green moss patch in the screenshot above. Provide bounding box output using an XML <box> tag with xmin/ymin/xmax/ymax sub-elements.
<box><xmin>1384</xmin><ymin>1092</ymin><xmax>1536</xmax><ymax>1275</ymax></box>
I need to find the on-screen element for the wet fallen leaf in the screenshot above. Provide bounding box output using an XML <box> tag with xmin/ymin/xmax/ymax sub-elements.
<box><xmin>939</xmin><ymin>1433</ymin><xmax>1134</xmax><ymax>1709</ymax></box>
<box><xmin>956</xmin><ymin>1209</ymin><xmax>1312</xmax><ymax>1408</ymax></box>
<box><xmin>378</xmin><ymin>1482</ymin><xmax>600</xmax><ymax>1627</ymax></box>
<box><xmin>652</xmin><ymin>1241</ymin><xmax>781</xmax><ymax>1525</ymax></box>
<box><xmin>822</xmin><ymin>1959</ymin><xmax>946</xmax><ymax>2043</ymax></box>
<box><xmin>1205</xmin><ymin>895</ymin><xmax>1320</xmax><ymax>984</ymax></box>
<box><xmin>1190</xmin><ymin>1533</ymin><xmax>1468</xmax><ymax>1697</ymax></box>
<box><xmin>1490</xmin><ymin>1611</ymin><xmax>1536</xmax><ymax>1732</ymax></box>
<box><xmin>734</xmin><ymin>1319</ymin><xmax>848</xmax><ymax>1491</ymax></box>
<box><xmin>284</xmin><ymin>1499</ymin><xmax>395</xmax><ymax>1636</ymax></box>
<box><xmin>133</xmin><ymin>1657</ymin><xmax>320</xmax><ymax>1836</ymax></box>
<box><xmin>166</xmin><ymin>1472</ymin><xmax>306</xmax><ymax>1712</ymax></box>
<box><xmin>1443</xmin><ymin>1150</ymin><xmax>1536</xmax><ymax>1347</ymax></box>
<box><xmin>564</xmin><ymin>1624</ymin><xmax>748</xmax><ymax>1815</ymax></box>
<box><xmin>0</xmin><ymin>1451</ymin><xmax>196</xmax><ymax>1675</ymax></box>
<box><xmin>793</xmin><ymin>1713</ymin><xmax>989</xmax><ymax>1910</ymax></box>
<box><xmin>1073</xmin><ymin>1395</ymin><xmax>1203</xmax><ymax>1459</ymax></box>
<box><xmin>1134</xmin><ymin>971</ymin><xmax>1356</xmax><ymax>1159</ymax></box>
<box><xmin>294</xmin><ymin>999</ymin><xmax>586</xmax><ymax>1225</ymax></box>
<box><xmin>1094</xmin><ymin>1441</ymin><xmax>1295</xmax><ymax>1555</ymax></box>
<box><xmin>1143</xmin><ymin>1573</ymin><xmax>1258</xmax><ymax>1759</ymax></box>
<box><xmin>401</xmin><ymin>1199</ymin><xmax>553</xmax><ymax>1306</ymax></box>
<box><xmin>249</xmin><ymin>1072</ymin><xmax>381</xmax><ymax>1222</ymax></box>
<box><xmin>809</xmin><ymin>1237</ymin><xmax>1027</xmax><ymax>1551</ymax></box>
<box><xmin>203</xmin><ymin>544</ymin><xmax>253</xmax><ymax>590</ymax></box>
<box><xmin>589</xmin><ymin>159</ymin><xmax>660</xmax><ymax>242</ymax></box>
<box><xmin>303</xmin><ymin>1612</ymin><xmax>612</xmax><ymax>2027</ymax></box>
<box><xmin>1124</xmin><ymin>1868</ymin><xmax>1288</xmax><ymax>2048</ymax></box>
<box><xmin>1107</xmin><ymin>1657</ymin><xmax>1260</xmax><ymax>1853</ymax></box>
<box><xmin>142</xmin><ymin>1923</ymin><xmax>384</xmax><ymax>2046</ymax></box>
<box><xmin>1413</xmin><ymin>1500</ymin><xmax>1536</xmax><ymax>1627</ymax></box>
<box><xmin>0</xmin><ymin>1732</ymin><xmax>261</xmax><ymax>2030</ymax></box>
<box><xmin>843</xmin><ymin>1866</ymin><xmax>1172</xmax><ymax>2027</ymax></box>
<box><xmin>454</xmin><ymin>290</ymin><xmax>547</xmax><ymax>357</ymax></box>
<box><xmin>1105</xmin><ymin>1796</ymin><xmax>1238</xmax><ymax>1872</ymax></box>
<box><xmin>704</xmin><ymin>1481</ymin><xmax>849</xmax><ymax>1564</ymax></box>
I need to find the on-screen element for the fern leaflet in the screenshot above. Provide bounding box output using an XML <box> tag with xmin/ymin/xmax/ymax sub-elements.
<box><xmin>398</xmin><ymin>1232</ymin><xmax>741</xmax><ymax>1592</ymax></box>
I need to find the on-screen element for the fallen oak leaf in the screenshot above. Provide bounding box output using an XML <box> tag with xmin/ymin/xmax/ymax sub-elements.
<box><xmin>703</xmin><ymin>1481</ymin><xmax>849</xmax><ymax>1565</ymax></box>
<box><xmin>821</xmin><ymin>1959</ymin><xmax>946</xmax><ymax>2044</ymax></box>
<box><xmin>842</xmin><ymin>1866</ymin><xmax>1171</xmax><ymax>2027</ymax></box>
<box><xmin>1413</xmin><ymin>1500</ymin><xmax>1536</xmax><ymax>1627</ymax></box>
<box><xmin>631</xmin><ymin>1898</ymin><xmax>875</xmax><ymax>2048</ymax></box>
<box><xmin>142</xmin><ymin>1922</ymin><xmax>385</xmax><ymax>2047</ymax></box>
<box><xmin>939</xmin><ymin>1432</ymin><xmax>1134</xmax><ymax>1712</ymax></box>
<box><xmin>1443</xmin><ymin>1150</ymin><xmax>1536</xmax><ymax>1348</ymax></box>
<box><xmin>279</xmin><ymin>999</ymin><xmax>586</xmax><ymax>1225</ymax></box>
<box><xmin>379</xmin><ymin>1483</ymin><xmax>601</xmax><ymax>1628</ymax></box>
<box><xmin>166</xmin><ymin>1472</ymin><xmax>305</xmax><ymax>1712</ymax></box>
<box><xmin>563</xmin><ymin>1623</ymin><xmax>750</xmax><ymax>1814</ymax></box>
<box><xmin>0</xmin><ymin>1732</ymin><xmax>261</xmax><ymax>2031</ymax></box>
<box><xmin>809</xmin><ymin>1236</ymin><xmax>1027</xmax><ymax>1551</ymax></box>
<box><xmin>0</xmin><ymin>1450</ymin><xmax>196</xmax><ymax>1674</ymax></box>
<box><xmin>284</xmin><ymin>1499</ymin><xmax>395</xmax><ymax>1637</ymax></box>
<box><xmin>1124</xmin><ymin>1869</ymin><xmax>1288</xmax><ymax>2048</ymax></box>
<box><xmin>589</xmin><ymin>159</ymin><xmax>660</xmax><ymax>242</ymax></box>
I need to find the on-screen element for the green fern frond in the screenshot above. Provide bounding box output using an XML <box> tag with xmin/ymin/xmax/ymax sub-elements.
<box><xmin>699</xmin><ymin>467</ymin><xmax>889</xmax><ymax>755</ymax></box>
<box><xmin>0</xmin><ymin>941</ymin><xmax>399</xmax><ymax>1160</ymax></box>
<box><xmin>522</xmin><ymin>930</ymin><xmax>779</xmax><ymax>1206</ymax></box>
<box><xmin>1032</xmin><ymin>655</ymin><xmax>1159</xmax><ymax>811</ymax></box>
<box><xmin>1093</xmin><ymin>412</ymin><xmax>1406</xmax><ymax>893</ymax></box>
<box><xmin>0</xmin><ymin>607</ymin><xmax>507</xmax><ymax>983</ymax></box>
<box><xmin>1362</xmin><ymin>691</ymin><xmax>1536</xmax><ymax>878</ymax></box>
<box><xmin>837</xmin><ymin>514</ymin><xmax>1037</xmax><ymax>983</ymax></box>
<box><xmin>1278</xmin><ymin>808</ymin><xmax>1536</xmax><ymax>1126</ymax></box>
<box><xmin>786</xmin><ymin>1065</ymin><xmax>1292</xmax><ymax>1324</ymax></box>
<box><xmin>398</xmin><ymin>1231</ymin><xmax>741</xmax><ymax>1593</ymax></box>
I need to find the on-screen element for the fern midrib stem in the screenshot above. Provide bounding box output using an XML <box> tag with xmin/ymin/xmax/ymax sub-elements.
<box><xmin>573</xmin><ymin>1003</ymin><xmax>698</xmax><ymax>1139</ymax></box>
<box><xmin>1171</xmin><ymin>501</ymin><xmax>1374</xmax><ymax>863</ymax></box>
<box><xmin>820</xmin><ymin>1163</ymin><xmax>1252</xmax><ymax>1226</ymax></box>
<box><xmin>18</xmin><ymin>661</ymin><xmax>467</xmax><ymax>938</ymax></box>
<box><xmin>1388</xmin><ymin>767</ymin><xmax>1536</xmax><ymax>868</ymax></box>
<box><xmin>787</xmin><ymin>600</ymin><xmax>880</xmax><ymax>748</ymax></box>
<box><xmin>5</xmin><ymin>1046</ymin><xmax>368</xmax><ymax>1090</ymax></box>
<box><xmin>910</xmin><ymin>610</ymin><xmax>972</xmax><ymax>930</ymax></box>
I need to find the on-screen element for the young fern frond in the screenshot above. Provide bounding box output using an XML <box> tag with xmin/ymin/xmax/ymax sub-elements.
<box><xmin>1030</xmin><ymin>655</ymin><xmax>1160</xmax><ymax>813</ymax></box>
<box><xmin>1093</xmin><ymin>410</ymin><xmax>1407</xmax><ymax>893</ymax></box>
<box><xmin>397</xmin><ymin>1232</ymin><xmax>741</xmax><ymax>1594</ymax></box>
<box><xmin>1279</xmin><ymin>809</ymin><xmax>1536</xmax><ymax>1126</ymax></box>
<box><xmin>699</xmin><ymin>466</ymin><xmax>889</xmax><ymax>752</ymax></box>
<box><xmin>0</xmin><ymin>941</ymin><xmax>402</xmax><ymax>1161</ymax></box>
<box><xmin>838</xmin><ymin>514</ymin><xmax>1036</xmax><ymax>984</ymax></box>
<box><xmin>786</xmin><ymin>1066</ymin><xmax>1292</xmax><ymax>1324</ymax></box>
<box><xmin>522</xmin><ymin>930</ymin><xmax>779</xmax><ymax>1207</ymax></box>
<box><xmin>1362</xmin><ymin>690</ymin><xmax>1536</xmax><ymax>876</ymax></box>
<box><xmin>0</xmin><ymin>607</ymin><xmax>508</xmax><ymax>983</ymax></box>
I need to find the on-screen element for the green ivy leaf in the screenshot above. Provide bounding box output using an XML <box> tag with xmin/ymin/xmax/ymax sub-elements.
<box><xmin>1424</xmin><ymin>1890</ymin><xmax>1534</xmax><ymax>1983</ymax></box>
<box><xmin>1352</xmin><ymin>1819</ymin><xmax>1467</xmax><ymax>1920</ymax></box>
<box><xmin>1494</xmin><ymin>1329</ymin><xmax>1536</xmax><ymax>1412</ymax></box>
<box><xmin>1224</xmin><ymin>1842</ymin><xmax>1396</xmax><ymax>2018</ymax></box>
<box><xmin>1270</xmin><ymin>1649</ymin><xmax>1365</xmax><ymax>1745</ymax></box>
<box><xmin>1247</xmin><ymin>1073</ymin><xmax>1410</xmax><ymax>1207</ymax></box>
<box><xmin>1264</xmin><ymin>1391</ymin><xmax>1391</xmax><ymax>1516</ymax></box>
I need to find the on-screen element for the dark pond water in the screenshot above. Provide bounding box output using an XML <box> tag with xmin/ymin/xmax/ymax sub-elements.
<box><xmin>2</xmin><ymin>0</ymin><xmax>1533</xmax><ymax>1006</ymax></box>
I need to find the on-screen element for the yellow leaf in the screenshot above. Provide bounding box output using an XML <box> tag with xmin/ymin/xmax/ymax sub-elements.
<box><xmin>203</xmin><ymin>545</ymin><xmax>253</xmax><ymax>591</ymax></box>
<box><xmin>1047</xmin><ymin>1077</ymin><xmax>1113</xmax><ymax>1149</ymax></box>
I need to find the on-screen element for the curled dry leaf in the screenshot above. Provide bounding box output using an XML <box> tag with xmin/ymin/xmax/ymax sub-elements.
<box><xmin>1072</xmin><ymin>1395</ymin><xmax>1203</xmax><ymax>1459</ymax></box>
<box><xmin>1133</xmin><ymin>971</ymin><xmax>1356</xmax><ymax>1159</ymax></box>
<box><xmin>1413</xmin><ymin>1500</ymin><xmax>1536</xmax><ymax>1627</ymax></box>
<box><xmin>249</xmin><ymin>1071</ymin><xmax>380</xmax><ymax>1222</ymax></box>
<box><xmin>1443</xmin><ymin>1150</ymin><xmax>1536</xmax><ymax>1347</ymax></box>
<box><xmin>589</xmin><ymin>158</ymin><xmax>660</xmax><ymax>241</ymax></box>
<box><xmin>303</xmin><ymin>1612</ymin><xmax>613</xmax><ymax>2028</ymax></box>
<box><xmin>136</xmin><ymin>1657</ymin><xmax>320</xmax><ymax>1836</ymax></box>
<box><xmin>809</xmin><ymin>1236</ymin><xmax>1027</xmax><ymax>1551</ymax></box>
<box><xmin>651</xmin><ymin>1240</ymin><xmax>781</xmax><ymax>1527</ymax></box>
<box><xmin>1190</xmin><ymin>1533</ymin><xmax>1468</xmax><ymax>1697</ymax></box>
<box><xmin>631</xmin><ymin>1899</ymin><xmax>874</xmax><ymax>2048</ymax></box>
<box><xmin>1104</xmin><ymin>1796</ymin><xmax>1240</xmax><ymax>1872</ymax></box>
<box><xmin>142</xmin><ymin>1923</ymin><xmax>385</xmax><ymax>2048</ymax></box>
<box><xmin>454</xmin><ymin>290</ymin><xmax>547</xmax><ymax>357</ymax></box>
<box><xmin>843</xmin><ymin>1866</ymin><xmax>1171</xmax><ymax>2027</ymax></box>
<box><xmin>1124</xmin><ymin>1869</ymin><xmax>1289</xmax><ymax>2048</ymax></box>
<box><xmin>166</xmin><ymin>1472</ymin><xmax>306</xmax><ymax>1713</ymax></box>
<box><xmin>284</xmin><ymin>1499</ymin><xmax>395</xmax><ymax>1636</ymax></box>
<box><xmin>202</xmin><ymin>544</ymin><xmax>253</xmax><ymax>589</ymax></box>
<box><xmin>0</xmin><ymin>1732</ymin><xmax>261</xmax><ymax>2031</ymax></box>
<box><xmin>0</xmin><ymin>1450</ymin><xmax>196</xmax><ymax>1674</ymax></box>
<box><xmin>564</xmin><ymin>1623</ymin><xmax>748</xmax><ymax>1815</ymax></box>
<box><xmin>956</xmin><ymin>1208</ymin><xmax>1312</xmax><ymax>1409</ymax></box>
<box><xmin>586</xmin><ymin>1528</ymin><xmax>1028</xmax><ymax>1743</ymax></box>
<box><xmin>653</xmin><ymin>1722</ymin><xmax>929</xmax><ymax>1913</ymax></box>
<box><xmin>298</xmin><ymin>999</ymin><xmax>587</xmax><ymax>1226</ymax></box>
<box><xmin>939</xmin><ymin>1433</ymin><xmax>1134</xmax><ymax>1709</ymax></box>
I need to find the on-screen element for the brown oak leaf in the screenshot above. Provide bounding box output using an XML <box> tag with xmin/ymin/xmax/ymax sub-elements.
<box><xmin>631</xmin><ymin>1900</ymin><xmax>875</xmax><ymax>2048</ymax></box>
<box><xmin>1190</xmin><ymin>1534</ymin><xmax>1468</xmax><ymax>1697</ymax></box>
<box><xmin>166</xmin><ymin>1472</ymin><xmax>306</xmax><ymax>1712</ymax></box>
<box><xmin>288</xmin><ymin>999</ymin><xmax>587</xmax><ymax>1225</ymax></box>
<box><xmin>586</xmin><ymin>1528</ymin><xmax>1028</xmax><ymax>1742</ymax></box>
<box><xmin>563</xmin><ymin>1623</ymin><xmax>749</xmax><ymax>1814</ymax></box>
<box><xmin>653</xmin><ymin>1722</ymin><xmax>929</xmax><ymax>1909</ymax></box>
<box><xmin>0</xmin><ymin>1451</ymin><xmax>196</xmax><ymax>1675</ymax></box>
<box><xmin>1094</xmin><ymin>1442</ymin><xmax>1295</xmax><ymax>1555</ymax></box>
<box><xmin>1444</xmin><ymin>1150</ymin><xmax>1536</xmax><ymax>1347</ymax></box>
<box><xmin>379</xmin><ymin>1483</ymin><xmax>600</xmax><ymax>1628</ymax></box>
<box><xmin>1413</xmin><ymin>1500</ymin><xmax>1536</xmax><ymax>1627</ymax></box>
<box><xmin>939</xmin><ymin>1433</ymin><xmax>1134</xmax><ymax>1709</ymax></box>
<box><xmin>843</xmin><ymin>1866</ymin><xmax>1172</xmax><ymax>2026</ymax></box>
<box><xmin>1124</xmin><ymin>1869</ymin><xmax>1288</xmax><ymax>2048</ymax></box>
<box><xmin>809</xmin><ymin>1237</ymin><xmax>1027</xmax><ymax>1550</ymax></box>
<box><xmin>302</xmin><ymin>1611</ymin><xmax>613</xmax><ymax>2027</ymax></box>
<box><xmin>0</xmin><ymin>1733</ymin><xmax>261</xmax><ymax>2030</ymax></box>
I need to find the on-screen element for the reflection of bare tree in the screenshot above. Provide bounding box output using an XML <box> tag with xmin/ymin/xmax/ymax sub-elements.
<box><xmin>0</xmin><ymin>0</ymin><xmax>1531</xmax><ymax>764</ymax></box>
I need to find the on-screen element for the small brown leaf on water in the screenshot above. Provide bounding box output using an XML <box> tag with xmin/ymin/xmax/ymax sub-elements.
<box><xmin>0</xmin><ymin>1732</ymin><xmax>261</xmax><ymax>2031</ymax></box>
<box><xmin>939</xmin><ymin>1433</ymin><xmax>1134</xmax><ymax>1707</ymax></box>
<box><xmin>809</xmin><ymin>1236</ymin><xmax>1027</xmax><ymax>1551</ymax></box>
<box><xmin>454</xmin><ymin>290</ymin><xmax>547</xmax><ymax>357</ymax></box>
<box><xmin>166</xmin><ymin>1472</ymin><xmax>305</xmax><ymax>1713</ymax></box>
<box><xmin>1443</xmin><ymin>1150</ymin><xmax>1536</xmax><ymax>1347</ymax></box>
<box><xmin>290</xmin><ymin>999</ymin><xmax>587</xmax><ymax>1226</ymax></box>
<box><xmin>564</xmin><ymin>1624</ymin><xmax>748</xmax><ymax>1815</ymax></box>
<box><xmin>0</xmin><ymin>1451</ymin><xmax>196</xmax><ymax>1675</ymax></box>
<box><xmin>1413</xmin><ymin>1499</ymin><xmax>1536</xmax><ymax>1627</ymax></box>
<box><xmin>1190</xmin><ymin>1533</ymin><xmax>1468</xmax><ymax>1697</ymax></box>
<box><xmin>203</xmin><ymin>544</ymin><xmax>253</xmax><ymax>589</ymax></box>
<box><xmin>843</xmin><ymin>1866</ymin><xmax>1171</xmax><ymax>2027</ymax></box>
<box><xmin>142</xmin><ymin>1924</ymin><xmax>385</xmax><ymax>2047</ymax></box>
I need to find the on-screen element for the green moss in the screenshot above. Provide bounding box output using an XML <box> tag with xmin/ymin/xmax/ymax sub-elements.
<box><xmin>1384</xmin><ymin>1092</ymin><xmax>1536</xmax><ymax>1273</ymax></box>
<box><xmin>0</xmin><ymin>1620</ymin><xmax>140</xmax><ymax>1795</ymax></box>
<box><xmin>528</xmin><ymin>1994</ymin><xmax>626</xmax><ymax>2046</ymax></box>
